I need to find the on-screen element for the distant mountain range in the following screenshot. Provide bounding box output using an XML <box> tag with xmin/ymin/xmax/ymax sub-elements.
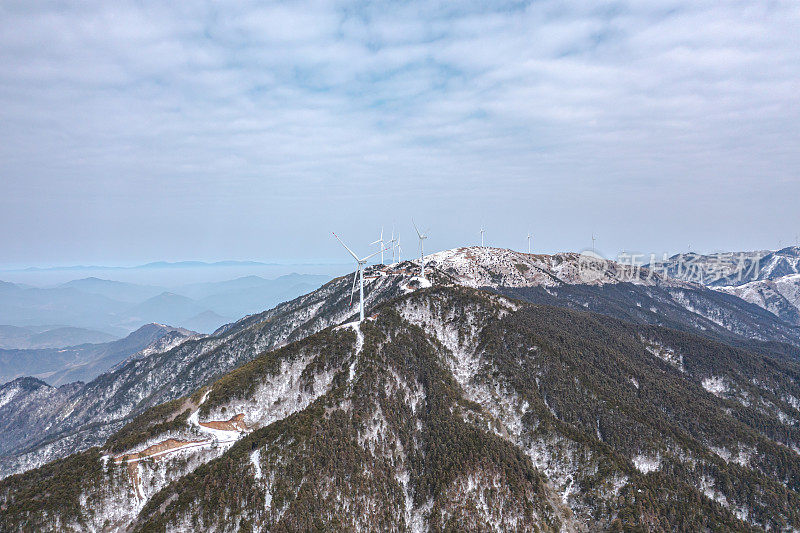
<box><xmin>6</xmin><ymin>260</ymin><xmax>272</xmax><ymax>272</ymax></box>
<box><xmin>0</xmin><ymin>325</ymin><xmax>117</xmax><ymax>350</ymax></box>
<box><xmin>0</xmin><ymin>273</ymin><xmax>330</xmax><ymax>336</ymax></box>
<box><xmin>0</xmin><ymin>323</ymin><xmax>197</xmax><ymax>386</ymax></box>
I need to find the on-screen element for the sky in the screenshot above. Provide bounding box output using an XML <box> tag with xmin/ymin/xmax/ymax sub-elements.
<box><xmin>1</xmin><ymin>0</ymin><xmax>799</xmax><ymax>267</ymax></box>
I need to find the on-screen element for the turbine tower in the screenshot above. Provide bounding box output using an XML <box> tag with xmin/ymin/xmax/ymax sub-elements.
<box><xmin>371</xmin><ymin>227</ymin><xmax>385</xmax><ymax>265</ymax></box>
<box><xmin>390</xmin><ymin>230</ymin><xmax>399</xmax><ymax>264</ymax></box>
<box><xmin>591</xmin><ymin>234</ymin><xmax>596</xmax><ymax>254</ymax></box>
<box><xmin>480</xmin><ymin>226</ymin><xmax>485</xmax><ymax>247</ymax></box>
<box><xmin>527</xmin><ymin>232</ymin><xmax>532</xmax><ymax>254</ymax></box>
<box><xmin>389</xmin><ymin>225</ymin><xmax>396</xmax><ymax>264</ymax></box>
<box><xmin>413</xmin><ymin>220</ymin><xmax>429</xmax><ymax>278</ymax></box>
<box><xmin>333</xmin><ymin>232</ymin><xmax>384</xmax><ymax>322</ymax></box>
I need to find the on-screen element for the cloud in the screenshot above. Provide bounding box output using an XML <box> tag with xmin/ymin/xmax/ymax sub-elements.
<box><xmin>0</xmin><ymin>0</ymin><xmax>798</xmax><ymax>262</ymax></box>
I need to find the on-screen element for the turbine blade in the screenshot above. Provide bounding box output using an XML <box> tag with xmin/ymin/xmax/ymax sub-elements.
<box><xmin>412</xmin><ymin>219</ymin><xmax>422</xmax><ymax>238</ymax></box>
<box><xmin>332</xmin><ymin>232</ymin><xmax>360</xmax><ymax>261</ymax></box>
<box><xmin>363</xmin><ymin>246</ymin><xmax>387</xmax><ymax>261</ymax></box>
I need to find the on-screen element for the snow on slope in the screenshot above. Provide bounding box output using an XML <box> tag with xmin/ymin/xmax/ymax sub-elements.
<box><xmin>0</xmin><ymin>268</ymin><xmax>410</xmax><ymax>479</ymax></box>
<box><xmin>5</xmin><ymin>283</ymin><xmax>800</xmax><ymax>531</ymax></box>
<box><xmin>423</xmin><ymin>246</ymin><xmax>687</xmax><ymax>289</ymax></box>
<box><xmin>715</xmin><ymin>273</ymin><xmax>800</xmax><ymax>325</ymax></box>
<box><xmin>396</xmin><ymin>290</ymin><xmax>625</xmax><ymax>520</ymax></box>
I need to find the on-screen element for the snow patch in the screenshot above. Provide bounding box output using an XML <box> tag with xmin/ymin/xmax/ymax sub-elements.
<box><xmin>0</xmin><ymin>386</ymin><xmax>21</xmax><ymax>409</ymax></box>
<box><xmin>710</xmin><ymin>445</ymin><xmax>753</xmax><ymax>467</ymax></box>
<box><xmin>632</xmin><ymin>454</ymin><xmax>660</xmax><ymax>474</ymax></box>
<box><xmin>250</xmin><ymin>449</ymin><xmax>262</xmax><ymax>479</ymax></box>
<box><xmin>702</xmin><ymin>376</ymin><xmax>727</xmax><ymax>397</ymax></box>
<box><xmin>699</xmin><ymin>475</ymin><xmax>729</xmax><ymax>507</ymax></box>
<box><xmin>642</xmin><ymin>337</ymin><xmax>684</xmax><ymax>372</ymax></box>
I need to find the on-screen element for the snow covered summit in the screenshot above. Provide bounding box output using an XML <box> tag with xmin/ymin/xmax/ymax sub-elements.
<box><xmin>421</xmin><ymin>246</ymin><xmax>688</xmax><ymax>289</ymax></box>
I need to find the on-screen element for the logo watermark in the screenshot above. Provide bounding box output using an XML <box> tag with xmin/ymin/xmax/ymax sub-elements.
<box><xmin>576</xmin><ymin>250</ymin><xmax>760</xmax><ymax>284</ymax></box>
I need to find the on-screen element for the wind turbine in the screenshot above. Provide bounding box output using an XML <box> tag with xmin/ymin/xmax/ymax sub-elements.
<box><xmin>413</xmin><ymin>220</ymin><xmax>429</xmax><ymax>278</ymax></box>
<box><xmin>390</xmin><ymin>230</ymin><xmax>399</xmax><ymax>264</ymax></box>
<box><xmin>371</xmin><ymin>227</ymin><xmax>386</xmax><ymax>265</ymax></box>
<box><xmin>591</xmin><ymin>234</ymin><xmax>596</xmax><ymax>254</ymax></box>
<box><xmin>527</xmin><ymin>232</ymin><xmax>532</xmax><ymax>254</ymax></box>
<box><xmin>333</xmin><ymin>232</ymin><xmax>385</xmax><ymax>322</ymax></box>
<box><xmin>480</xmin><ymin>226</ymin><xmax>485</xmax><ymax>247</ymax></box>
<box><xmin>389</xmin><ymin>225</ymin><xmax>396</xmax><ymax>264</ymax></box>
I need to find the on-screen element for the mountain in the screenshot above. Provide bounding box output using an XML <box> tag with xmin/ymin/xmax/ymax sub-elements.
<box><xmin>174</xmin><ymin>274</ymin><xmax>317</xmax><ymax>299</ymax></box>
<box><xmin>180</xmin><ymin>310</ymin><xmax>231</xmax><ymax>334</ymax></box>
<box><xmin>0</xmin><ymin>324</ymin><xmax>195</xmax><ymax>386</ymax></box>
<box><xmin>713</xmin><ymin>246</ymin><xmax>800</xmax><ymax>286</ymax></box>
<box><xmin>0</xmin><ymin>267</ymin><xmax>412</xmax><ymax>478</ymax></box>
<box><xmin>1</xmin><ymin>283</ymin><xmax>799</xmax><ymax>531</ymax></box>
<box><xmin>0</xmin><ymin>274</ymin><xmax>330</xmax><ymax>336</ymax></box>
<box><xmin>0</xmin><ymin>326</ymin><xmax>32</xmax><ymax>349</ymax></box>
<box><xmin>426</xmin><ymin>248</ymin><xmax>800</xmax><ymax>351</ymax></box>
<box><xmin>12</xmin><ymin>260</ymin><xmax>272</xmax><ymax>273</ymax></box>
<box><xmin>715</xmin><ymin>275</ymin><xmax>800</xmax><ymax>326</ymax></box>
<box><xmin>2</xmin><ymin>247</ymin><xmax>799</xmax><ymax>482</ymax></box>
<box><xmin>22</xmin><ymin>326</ymin><xmax>117</xmax><ymax>348</ymax></box>
<box><xmin>58</xmin><ymin>277</ymin><xmax>166</xmax><ymax>303</ymax></box>
<box><xmin>122</xmin><ymin>292</ymin><xmax>208</xmax><ymax>327</ymax></box>
<box><xmin>0</xmin><ymin>325</ymin><xmax>115</xmax><ymax>350</ymax></box>
<box><xmin>0</xmin><ymin>283</ymin><xmax>127</xmax><ymax>330</ymax></box>
<box><xmin>3</xmin><ymin>248</ymin><xmax>800</xmax><ymax>531</ymax></box>
<box><xmin>650</xmin><ymin>247</ymin><xmax>800</xmax><ymax>326</ymax></box>
<box><xmin>177</xmin><ymin>273</ymin><xmax>330</xmax><ymax>317</ymax></box>
<box><xmin>647</xmin><ymin>250</ymin><xmax>770</xmax><ymax>285</ymax></box>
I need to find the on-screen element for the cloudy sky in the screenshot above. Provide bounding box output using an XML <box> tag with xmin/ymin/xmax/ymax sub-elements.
<box><xmin>1</xmin><ymin>0</ymin><xmax>799</xmax><ymax>266</ymax></box>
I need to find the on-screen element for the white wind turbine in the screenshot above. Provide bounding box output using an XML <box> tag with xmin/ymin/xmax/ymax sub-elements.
<box><xmin>412</xmin><ymin>220</ymin><xmax>429</xmax><ymax>278</ymax></box>
<box><xmin>371</xmin><ymin>227</ymin><xmax>386</xmax><ymax>265</ymax></box>
<box><xmin>480</xmin><ymin>226</ymin><xmax>485</xmax><ymax>247</ymax></box>
<box><xmin>388</xmin><ymin>224</ymin><xmax>400</xmax><ymax>264</ymax></box>
<box><xmin>333</xmin><ymin>232</ymin><xmax>385</xmax><ymax>322</ymax></box>
<box><xmin>395</xmin><ymin>230</ymin><xmax>403</xmax><ymax>263</ymax></box>
<box><xmin>527</xmin><ymin>232</ymin><xmax>532</xmax><ymax>254</ymax></box>
<box><xmin>390</xmin><ymin>230</ymin><xmax>399</xmax><ymax>264</ymax></box>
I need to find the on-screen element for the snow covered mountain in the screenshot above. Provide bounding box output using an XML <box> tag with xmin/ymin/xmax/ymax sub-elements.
<box><xmin>1</xmin><ymin>284</ymin><xmax>798</xmax><ymax>531</ymax></box>
<box><xmin>715</xmin><ymin>275</ymin><xmax>800</xmax><ymax>326</ymax></box>
<box><xmin>0</xmin><ymin>267</ymin><xmax>414</xmax><ymax>478</ymax></box>
<box><xmin>426</xmin><ymin>247</ymin><xmax>688</xmax><ymax>288</ymax></box>
<box><xmin>714</xmin><ymin>246</ymin><xmax>800</xmax><ymax>286</ymax></box>
<box><xmin>2</xmin><ymin>248</ymin><xmax>799</xmax><ymax>482</ymax></box>
<box><xmin>427</xmin><ymin>247</ymin><xmax>800</xmax><ymax>349</ymax></box>
<box><xmin>651</xmin><ymin>247</ymin><xmax>800</xmax><ymax>326</ymax></box>
<box><xmin>2</xmin><ymin>247</ymin><xmax>800</xmax><ymax>531</ymax></box>
<box><xmin>0</xmin><ymin>323</ymin><xmax>195</xmax><ymax>386</ymax></box>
